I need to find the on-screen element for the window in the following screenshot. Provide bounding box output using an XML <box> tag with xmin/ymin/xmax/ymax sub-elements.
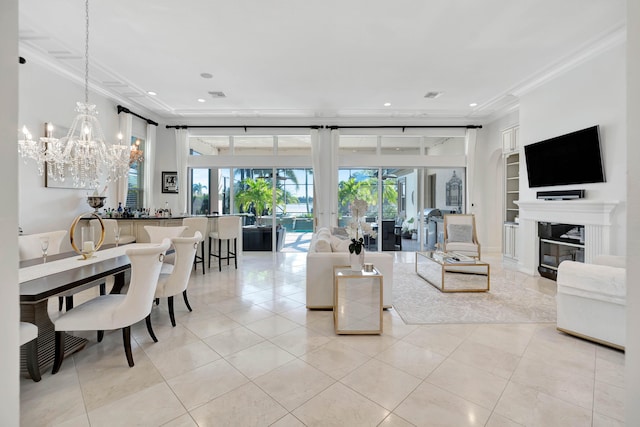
<box><xmin>191</xmin><ymin>168</ymin><xmax>210</xmax><ymax>214</ymax></box>
<box><xmin>126</xmin><ymin>137</ymin><xmax>144</xmax><ymax>209</ymax></box>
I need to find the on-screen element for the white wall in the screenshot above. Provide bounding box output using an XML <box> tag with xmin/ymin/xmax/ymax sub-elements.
<box><xmin>474</xmin><ymin>109</ymin><xmax>519</xmax><ymax>253</ymax></box>
<box><xmin>1</xmin><ymin>0</ymin><xmax>20</xmax><ymax>424</ymax></box>
<box><xmin>519</xmin><ymin>43</ymin><xmax>627</xmax><ymax>258</ymax></box>
<box><xmin>626</xmin><ymin>1</ymin><xmax>640</xmax><ymax>423</ymax></box>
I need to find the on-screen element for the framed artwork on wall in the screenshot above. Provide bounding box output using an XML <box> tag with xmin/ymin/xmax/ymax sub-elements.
<box><xmin>162</xmin><ymin>171</ymin><xmax>178</xmax><ymax>193</ymax></box>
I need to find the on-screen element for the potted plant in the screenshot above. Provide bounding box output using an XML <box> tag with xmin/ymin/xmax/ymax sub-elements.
<box><xmin>235</xmin><ymin>178</ymin><xmax>281</xmax><ymax>226</ymax></box>
<box><xmin>401</xmin><ymin>217</ymin><xmax>415</xmax><ymax>239</ymax></box>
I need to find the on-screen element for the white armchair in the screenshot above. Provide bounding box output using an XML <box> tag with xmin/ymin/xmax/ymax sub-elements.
<box><xmin>556</xmin><ymin>255</ymin><xmax>626</xmax><ymax>349</ymax></box>
<box><xmin>443</xmin><ymin>214</ymin><xmax>481</xmax><ymax>259</ymax></box>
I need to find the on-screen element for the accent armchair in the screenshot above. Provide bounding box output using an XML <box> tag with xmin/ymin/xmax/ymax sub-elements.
<box><xmin>443</xmin><ymin>214</ymin><xmax>481</xmax><ymax>259</ymax></box>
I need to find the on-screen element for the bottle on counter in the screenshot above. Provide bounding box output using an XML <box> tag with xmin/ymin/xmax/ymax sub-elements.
<box><xmin>117</xmin><ymin>202</ymin><xmax>123</xmax><ymax>216</ymax></box>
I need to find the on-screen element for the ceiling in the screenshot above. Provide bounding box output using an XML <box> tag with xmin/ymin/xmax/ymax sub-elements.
<box><xmin>18</xmin><ymin>0</ymin><xmax>626</xmax><ymax>122</ymax></box>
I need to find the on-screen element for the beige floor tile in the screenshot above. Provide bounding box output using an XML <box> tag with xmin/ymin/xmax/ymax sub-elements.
<box><xmin>338</xmin><ymin>334</ymin><xmax>399</xmax><ymax>357</ymax></box>
<box><xmin>426</xmin><ymin>358</ymin><xmax>508</xmax><ymax>410</ymax></box>
<box><xmin>254</xmin><ymin>358</ymin><xmax>335</xmax><ymax>411</ymax></box>
<box><xmin>226</xmin><ymin>341</ymin><xmax>296</xmax><ymax>379</ymax></box>
<box><xmin>269</xmin><ymin>326</ymin><xmax>334</xmax><ymax>356</ymax></box>
<box><xmin>510</xmin><ymin>356</ymin><xmax>594</xmax><ymax>410</ymax></box>
<box><xmin>202</xmin><ymin>326</ymin><xmax>265</xmax><ymax>356</ymax></box>
<box><xmin>592</xmin><ymin>412</ymin><xmax>626</xmax><ymax>427</ymax></box>
<box><xmin>594</xmin><ymin>381</ymin><xmax>625</xmax><ymax>422</ymax></box>
<box><xmin>596</xmin><ymin>350</ymin><xmax>626</xmax><ymax>387</ymax></box>
<box><xmin>147</xmin><ymin>340</ymin><xmax>221</xmax><ymax>380</ymax></box>
<box><xmin>181</xmin><ymin>312</ymin><xmax>242</xmax><ymax>339</ymax></box>
<box><xmin>225</xmin><ymin>305</ymin><xmax>276</xmax><ymax>325</ymax></box>
<box><xmin>402</xmin><ymin>325</ymin><xmax>470</xmax><ymax>357</ymax></box>
<box><xmin>20</xmin><ymin>365</ymin><xmax>87</xmax><ymax>427</ymax></box>
<box><xmin>190</xmin><ymin>382</ymin><xmax>287</xmax><ymax>426</ymax></box>
<box><xmin>493</xmin><ymin>381</ymin><xmax>592</xmax><ymax>427</ymax></box>
<box><xmin>87</xmin><ymin>382</ymin><xmax>186</xmax><ymax>427</ymax></box>
<box><xmin>269</xmin><ymin>414</ymin><xmax>306</xmax><ymax>427</ymax></box>
<box><xmin>136</xmin><ymin>324</ymin><xmax>201</xmax><ymax>358</ymax></box>
<box><xmin>378</xmin><ymin>413</ymin><xmax>416</xmax><ymax>426</ymax></box>
<box><xmin>301</xmin><ymin>339</ymin><xmax>370</xmax><ymax>380</ymax></box>
<box><xmin>53</xmin><ymin>413</ymin><xmax>91</xmax><ymax>427</ymax></box>
<box><xmin>292</xmin><ymin>382</ymin><xmax>389</xmax><ymax>426</ymax></box>
<box><xmin>394</xmin><ymin>382</ymin><xmax>492</xmax><ymax>427</ymax></box>
<box><xmin>375</xmin><ymin>340</ymin><xmax>446</xmax><ymax>379</ymax></box>
<box><xmin>244</xmin><ymin>314</ymin><xmax>301</xmax><ymax>339</ymax></box>
<box><xmin>467</xmin><ymin>323</ymin><xmax>537</xmax><ymax>356</ymax></box>
<box><xmin>257</xmin><ymin>296</ymin><xmax>305</xmax><ymax>313</ymax></box>
<box><xmin>167</xmin><ymin>359</ymin><xmax>248</xmax><ymax>410</ymax></box>
<box><xmin>341</xmin><ymin>359</ymin><xmax>421</xmax><ymax>411</ymax></box>
<box><xmin>160</xmin><ymin>413</ymin><xmax>197</xmax><ymax>427</ymax></box>
<box><xmin>485</xmin><ymin>413</ymin><xmax>524</xmax><ymax>426</ymax></box>
<box><xmin>449</xmin><ymin>339</ymin><xmax>521</xmax><ymax>380</ymax></box>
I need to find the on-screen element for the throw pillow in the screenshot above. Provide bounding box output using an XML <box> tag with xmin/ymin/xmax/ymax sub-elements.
<box><xmin>447</xmin><ymin>224</ymin><xmax>473</xmax><ymax>242</ymax></box>
<box><xmin>330</xmin><ymin>235</ymin><xmax>350</xmax><ymax>252</ymax></box>
<box><xmin>315</xmin><ymin>235</ymin><xmax>332</xmax><ymax>252</ymax></box>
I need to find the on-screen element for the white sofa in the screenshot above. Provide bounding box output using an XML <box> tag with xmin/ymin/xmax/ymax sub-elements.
<box><xmin>556</xmin><ymin>255</ymin><xmax>626</xmax><ymax>349</ymax></box>
<box><xmin>306</xmin><ymin>227</ymin><xmax>394</xmax><ymax>309</ymax></box>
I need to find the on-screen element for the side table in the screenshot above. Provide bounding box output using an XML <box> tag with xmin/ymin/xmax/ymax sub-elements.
<box><xmin>333</xmin><ymin>266</ymin><xmax>383</xmax><ymax>334</ymax></box>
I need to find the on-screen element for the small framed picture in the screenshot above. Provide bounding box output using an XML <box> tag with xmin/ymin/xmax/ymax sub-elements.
<box><xmin>162</xmin><ymin>171</ymin><xmax>178</xmax><ymax>193</ymax></box>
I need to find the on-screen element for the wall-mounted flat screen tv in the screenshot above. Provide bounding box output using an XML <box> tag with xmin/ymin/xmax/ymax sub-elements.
<box><xmin>524</xmin><ymin>125</ymin><xmax>605</xmax><ymax>188</ymax></box>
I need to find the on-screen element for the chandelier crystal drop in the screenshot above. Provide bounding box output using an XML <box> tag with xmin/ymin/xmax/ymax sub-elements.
<box><xmin>17</xmin><ymin>0</ymin><xmax>129</xmax><ymax>189</ymax></box>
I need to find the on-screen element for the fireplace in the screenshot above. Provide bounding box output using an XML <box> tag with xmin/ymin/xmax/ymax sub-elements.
<box><xmin>537</xmin><ymin>222</ymin><xmax>585</xmax><ymax>280</ymax></box>
<box><xmin>515</xmin><ymin>200</ymin><xmax>619</xmax><ymax>276</ymax></box>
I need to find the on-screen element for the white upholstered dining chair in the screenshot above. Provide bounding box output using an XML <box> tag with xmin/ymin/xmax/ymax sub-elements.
<box><xmin>90</xmin><ymin>218</ymin><xmax>136</xmax><ymax>245</ymax></box>
<box><xmin>144</xmin><ymin>225</ymin><xmax>187</xmax><ymax>274</ymax></box>
<box><xmin>51</xmin><ymin>239</ymin><xmax>171</xmax><ymax>373</ymax></box>
<box><xmin>442</xmin><ymin>214</ymin><xmax>481</xmax><ymax>259</ymax></box>
<box><xmin>153</xmin><ymin>232</ymin><xmax>201</xmax><ymax>327</ymax></box>
<box><xmin>182</xmin><ymin>217</ymin><xmax>208</xmax><ymax>274</ymax></box>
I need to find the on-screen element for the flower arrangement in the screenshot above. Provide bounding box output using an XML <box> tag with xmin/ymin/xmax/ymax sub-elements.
<box><xmin>346</xmin><ymin>198</ymin><xmax>377</xmax><ymax>254</ymax></box>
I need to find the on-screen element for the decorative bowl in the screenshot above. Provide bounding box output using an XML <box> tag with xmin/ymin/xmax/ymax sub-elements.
<box><xmin>87</xmin><ymin>196</ymin><xmax>106</xmax><ymax>212</ymax></box>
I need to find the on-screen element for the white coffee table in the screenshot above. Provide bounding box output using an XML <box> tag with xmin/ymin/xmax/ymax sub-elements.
<box><xmin>415</xmin><ymin>251</ymin><xmax>490</xmax><ymax>293</ymax></box>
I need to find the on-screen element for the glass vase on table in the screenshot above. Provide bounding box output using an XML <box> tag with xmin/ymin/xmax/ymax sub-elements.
<box><xmin>39</xmin><ymin>236</ymin><xmax>49</xmax><ymax>263</ymax></box>
<box><xmin>114</xmin><ymin>226</ymin><xmax>121</xmax><ymax>247</ymax></box>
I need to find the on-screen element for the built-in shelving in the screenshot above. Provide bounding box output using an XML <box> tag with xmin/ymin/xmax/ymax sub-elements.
<box><xmin>502</xmin><ymin>125</ymin><xmax>520</xmax><ymax>260</ymax></box>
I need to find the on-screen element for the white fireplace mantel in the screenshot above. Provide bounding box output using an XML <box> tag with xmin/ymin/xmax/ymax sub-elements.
<box><xmin>514</xmin><ymin>200</ymin><xmax>620</xmax><ymax>275</ymax></box>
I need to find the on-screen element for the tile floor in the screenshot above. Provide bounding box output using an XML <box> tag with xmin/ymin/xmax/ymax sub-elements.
<box><xmin>20</xmin><ymin>252</ymin><xmax>625</xmax><ymax>426</ymax></box>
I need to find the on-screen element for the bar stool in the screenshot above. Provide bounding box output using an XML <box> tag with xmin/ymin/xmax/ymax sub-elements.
<box><xmin>209</xmin><ymin>216</ymin><xmax>241</xmax><ymax>271</ymax></box>
<box><xmin>182</xmin><ymin>217</ymin><xmax>209</xmax><ymax>274</ymax></box>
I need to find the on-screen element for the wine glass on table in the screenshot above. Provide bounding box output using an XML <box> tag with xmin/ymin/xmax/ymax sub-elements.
<box><xmin>40</xmin><ymin>236</ymin><xmax>49</xmax><ymax>262</ymax></box>
<box><xmin>114</xmin><ymin>226</ymin><xmax>121</xmax><ymax>247</ymax></box>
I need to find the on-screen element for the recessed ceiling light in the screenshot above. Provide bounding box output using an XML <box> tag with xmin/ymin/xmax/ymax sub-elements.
<box><xmin>384</xmin><ymin>102</ymin><xmax>391</xmax><ymax>107</ymax></box>
<box><xmin>200</xmin><ymin>73</ymin><xmax>213</xmax><ymax>79</ymax></box>
<box><xmin>147</xmin><ymin>91</ymin><xmax>157</xmax><ymax>96</ymax></box>
<box><xmin>469</xmin><ymin>102</ymin><xmax>478</xmax><ymax>107</ymax></box>
<box><xmin>197</xmin><ymin>98</ymin><xmax>206</xmax><ymax>103</ymax></box>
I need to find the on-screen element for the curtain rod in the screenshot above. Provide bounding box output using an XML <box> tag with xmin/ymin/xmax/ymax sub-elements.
<box><xmin>117</xmin><ymin>105</ymin><xmax>159</xmax><ymax>127</ymax></box>
<box><xmin>165</xmin><ymin>124</ymin><xmax>481</xmax><ymax>130</ymax></box>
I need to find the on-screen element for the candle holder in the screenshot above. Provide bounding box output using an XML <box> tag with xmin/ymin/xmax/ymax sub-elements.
<box><xmin>87</xmin><ymin>196</ymin><xmax>106</xmax><ymax>213</ymax></box>
<box><xmin>69</xmin><ymin>212</ymin><xmax>105</xmax><ymax>260</ymax></box>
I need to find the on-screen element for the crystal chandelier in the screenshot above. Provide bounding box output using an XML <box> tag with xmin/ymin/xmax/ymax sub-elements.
<box><xmin>129</xmin><ymin>138</ymin><xmax>144</xmax><ymax>166</ymax></box>
<box><xmin>17</xmin><ymin>0</ymin><xmax>129</xmax><ymax>189</ymax></box>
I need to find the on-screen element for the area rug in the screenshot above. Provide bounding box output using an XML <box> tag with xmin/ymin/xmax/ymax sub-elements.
<box><xmin>392</xmin><ymin>262</ymin><xmax>557</xmax><ymax>324</ymax></box>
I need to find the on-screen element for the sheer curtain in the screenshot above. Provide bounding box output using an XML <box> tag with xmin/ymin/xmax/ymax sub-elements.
<box><xmin>144</xmin><ymin>123</ymin><xmax>156</xmax><ymax>210</ymax></box>
<box><xmin>116</xmin><ymin>113</ymin><xmax>132</xmax><ymax>208</ymax></box>
<box><xmin>311</xmin><ymin>128</ymin><xmax>339</xmax><ymax>229</ymax></box>
<box><xmin>174</xmin><ymin>128</ymin><xmax>189</xmax><ymax>215</ymax></box>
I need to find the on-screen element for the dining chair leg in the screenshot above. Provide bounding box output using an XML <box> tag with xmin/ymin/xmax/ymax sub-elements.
<box><xmin>58</xmin><ymin>297</ymin><xmax>64</xmax><ymax>311</ymax></box>
<box><xmin>234</xmin><ymin>238</ymin><xmax>237</xmax><ymax>269</ymax></box>
<box><xmin>226</xmin><ymin>240</ymin><xmax>230</xmax><ymax>267</ymax></box>
<box><xmin>122</xmin><ymin>326</ymin><xmax>134</xmax><ymax>367</ymax></box>
<box><xmin>99</xmin><ymin>282</ymin><xmax>106</xmax><ymax>295</ymax></box>
<box><xmin>97</xmin><ymin>330</ymin><xmax>104</xmax><ymax>342</ymax></box>
<box><xmin>182</xmin><ymin>290</ymin><xmax>192</xmax><ymax>312</ymax></box>
<box><xmin>52</xmin><ymin>331</ymin><xmax>65</xmax><ymax>374</ymax></box>
<box><xmin>201</xmin><ymin>242</ymin><xmax>205</xmax><ymax>275</ymax></box>
<box><xmin>168</xmin><ymin>296</ymin><xmax>176</xmax><ymax>327</ymax></box>
<box><xmin>218</xmin><ymin>239</ymin><xmax>222</xmax><ymax>271</ymax></box>
<box><xmin>155</xmin><ymin>298</ymin><xmax>160</xmax><ymax>305</ymax></box>
<box><xmin>208</xmin><ymin>236</ymin><xmax>212</xmax><ymax>269</ymax></box>
<box><xmin>24</xmin><ymin>339</ymin><xmax>41</xmax><ymax>382</ymax></box>
<box><xmin>145</xmin><ymin>315</ymin><xmax>158</xmax><ymax>342</ymax></box>
<box><xmin>65</xmin><ymin>296</ymin><xmax>74</xmax><ymax>311</ymax></box>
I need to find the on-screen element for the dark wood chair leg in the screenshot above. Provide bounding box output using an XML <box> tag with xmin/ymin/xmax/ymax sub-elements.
<box><xmin>97</xmin><ymin>330</ymin><xmax>104</xmax><ymax>342</ymax></box>
<box><xmin>226</xmin><ymin>240</ymin><xmax>231</xmax><ymax>267</ymax></box>
<box><xmin>123</xmin><ymin>326</ymin><xmax>134</xmax><ymax>367</ymax></box>
<box><xmin>182</xmin><ymin>290</ymin><xmax>192</xmax><ymax>312</ymax></box>
<box><xmin>145</xmin><ymin>315</ymin><xmax>158</xmax><ymax>342</ymax></box>
<box><xmin>99</xmin><ymin>282</ymin><xmax>106</xmax><ymax>295</ymax></box>
<box><xmin>65</xmin><ymin>296</ymin><xmax>74</xmax><ymax>311</ymax></box>
<box><xmin>25</xmin><ymin>339</ymin><xmax>41</xmax><ymax>382</ymax></box>
<box><xmin>201</xmin><ymin>242</ymin><xmax>205</xmax><ymax>275</ymax></box>
<box><xmin>218</xmin><ymin>239</ymin><xmax>222</xmax><ymax>271</ymax></box>
<box><xmin>168</xmin><ymin>296</ymin><xmax>176</xmax><ymax>327</ymax></box>
<box><xmin>58</xmin><ymin>296</ymin><xmax>64</xmax><ymax>311</ymax></box>
<box><xmin>155</xmin><ymin>298</ymin><xmax>160</xmax><ymax>305</ymax></box>
<box><xmin>234</xmin><ymin>238</ymin><xmax>237</xmax><ymax>269</ymax></box>
<box><xmin>208</xmin><ymin>236</ymin><xmax>212</xmax><ymax>269</ymax></box>
<box><xmin>52</xmin><ymin>331</ymin><xmax>65</xmax><ymax>374</ymax></box>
